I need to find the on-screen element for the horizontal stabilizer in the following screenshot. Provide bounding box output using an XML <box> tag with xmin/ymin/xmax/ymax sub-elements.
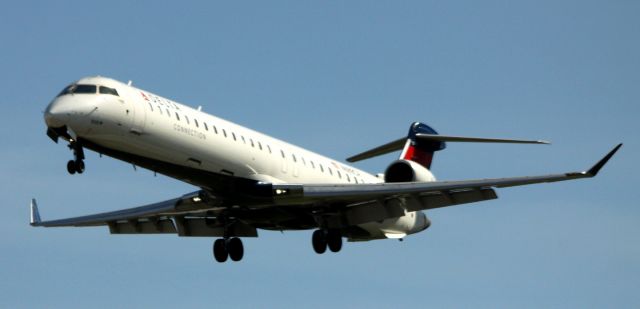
<box><xmin>347</xmin><ymin>134</ymin><xmax>549</xmax><ymax>163</ymax></box>
<box><xmin>346</xmin><ymin>138</ymin><xmax>406</xmax><ymax>163</ymax></box>
<box><xmin>415</xmin><ymin>134</ymin><xmax>549</xmax><ymax>145</ymax></box>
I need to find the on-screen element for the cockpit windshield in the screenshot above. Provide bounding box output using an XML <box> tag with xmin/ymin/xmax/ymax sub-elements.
<box><xmin>99</xmin><ymin>86</ymin><xmax>119</xmax><ymax>96</ymax></box>
<box><xmin>57</xmin><ymin>84</ymin><xmax>119</xmax><ymax>97</ymax></box>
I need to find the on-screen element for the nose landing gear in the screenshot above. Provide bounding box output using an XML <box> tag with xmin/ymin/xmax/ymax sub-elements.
<box><xmin>66</xmin><ymin>141</ymin><xmax>85</xmax><ymax>175</ymax></box>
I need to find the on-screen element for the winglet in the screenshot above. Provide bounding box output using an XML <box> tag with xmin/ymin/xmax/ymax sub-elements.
<box><xmin>586</xmin><ymin>143</ymin><xmax>622</xmax><ymax>176</ymax></box>
<box><xmin>30</xmin><ymin>199</ymin><xmax>41</xmax><ymax>226</ymax></box>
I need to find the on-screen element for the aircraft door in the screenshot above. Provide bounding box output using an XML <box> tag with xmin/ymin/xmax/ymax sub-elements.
<box><xmin>125</xmin><ymin>96</ymin><xmax>146</xmax><ymax>135</ymax></box>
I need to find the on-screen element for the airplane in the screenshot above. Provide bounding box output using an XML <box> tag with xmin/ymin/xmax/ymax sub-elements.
<box><xmin>31</xmin><ymin>76</ymin><xmax>622</xmax><ymax>263</ymax></box>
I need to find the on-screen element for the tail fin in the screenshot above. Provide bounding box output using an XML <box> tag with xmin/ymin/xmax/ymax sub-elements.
<box><xmin>399</xmin><ymin>122</ymin><xmax>445</xmax><ymax>169</ymax></box>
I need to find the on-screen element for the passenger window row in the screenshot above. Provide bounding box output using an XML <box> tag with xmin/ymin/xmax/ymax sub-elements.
<box><xmin>152</xmin><ymin>102</ymin><xmax>363</xmax><ymax>183</ymax></box>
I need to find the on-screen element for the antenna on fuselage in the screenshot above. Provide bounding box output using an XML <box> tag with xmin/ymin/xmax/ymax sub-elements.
<box><xmin>197</xmin><ymin>106</ymin><xmax>202</xmax><ymax>111</ymax></box>
<box><xmin>127</xmin><ymin>80</ymin><xmax>133</xmax><ymax>86</ymax></box>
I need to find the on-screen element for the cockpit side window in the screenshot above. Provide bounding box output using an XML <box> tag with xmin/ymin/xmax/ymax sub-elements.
<box><xmin>57</xmin><ymin>85</ymin><xmax>74</xmax><ymax>97</ymax></box>
<box><xmin>99</xmin><ymin>86</ymin><xmax>119</xmax><ymax>96</ymax></box>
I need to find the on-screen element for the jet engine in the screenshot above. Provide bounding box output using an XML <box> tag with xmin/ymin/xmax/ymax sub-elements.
<box><xmin>384</xmin><ymin>159</ymin><xmax>436</xmax><ymax>183</ymax></box>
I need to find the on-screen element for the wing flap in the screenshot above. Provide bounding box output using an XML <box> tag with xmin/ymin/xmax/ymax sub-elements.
<box><xmin>174</xmin><ymin>218</ymin><xmax>258</xmax><ymax>237</ymax></box>
<box><xmin>413</xmin><ymin>188</ymin><xmax>498</xmax><ymax>211</ymax></box>
<box><xmin>108</xmin><ymin>219</ymin><xmax>177</xmax><ymax>234</ymax></box>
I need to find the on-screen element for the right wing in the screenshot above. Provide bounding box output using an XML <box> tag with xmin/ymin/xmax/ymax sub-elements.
<box><xmin>30</xmin><ymin>191</ymin><xmax>258</xmax><ymax>237</ymax></box>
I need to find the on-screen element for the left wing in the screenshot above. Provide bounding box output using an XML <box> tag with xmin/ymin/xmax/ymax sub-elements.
<box><xmin>273</xmin><ymin>144</ymin><xmax>622</xmax><ymax>206</ymax></box>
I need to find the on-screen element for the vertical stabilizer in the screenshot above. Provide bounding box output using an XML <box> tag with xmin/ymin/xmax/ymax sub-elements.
<box><xmin>399</xmin><ymin>122</ymin><xmax>446</xmax><ymax>169</ymax></box>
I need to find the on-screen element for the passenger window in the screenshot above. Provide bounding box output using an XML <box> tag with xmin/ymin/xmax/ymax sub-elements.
<box><xmin>148</xmin><ymin>103</ymin><xmax>154</xmax><ymax>111</ymax></box>
<box><xmin>175</xmin><ymin>112</ymin><xmax>180</xmax><ymax>121</ymax></box>
<box><xmin>310</xmin><ymin>161</ymin><xmax>315</xmax><ymax>169</ymax></box>
<box><xmin>241</xmin><ymin>136</ymin><xmax>246</xmax><ymax>144</ymax></box>
<box><xmin>280</xmin><ymin>150</ymin><xmax>285</xmax><ymax>159</ymax></box>
<box><xmin>166</xmin><ymin>109</ymin><xmax>171</xmax><ymax>117</ymax></box>
<box><xmin>354</xmin><ymin>178</ymin><xmax>359</xmax><ymax>184</ymax></box>
<box><xmin>301</xmin><ymin>157</ymin><xmax>306</xmax><ymax>166</ymax></box>
<box><xmin>328</xmin><ymin>167</ymin><xmax>333</xmax><ymax>175</ymax></box>
<box><xmin>267</xmin><ymin>145</ymin><xmax>272</xmax><ymax>154</ymax></box>
<box><xmin>99</xmin><ymin>86</ymin><xmax>119</xmax><ymax>96</ymax></box>
<box><xmin>185</xmin><ymin>115</ymin><xmax>190</xmax><ymax>124</ymax></box>
<box><xmin>292</xmin><ymin>154</ymin><xmax>297</xmax><ymax>162</ymax></box>
<box><xmin>319</xmin><ymin>164</ymin><xmax>324</xmax><ymax>172</ymax></box>
<box><xmin>214</xmin><ymin>126</ymin><xmax>218</xmax><ymax>134</ymax></box>
<box><xmin>194</xmin><ymin>119</ymin><xmax>199</xmax><ymax>128</ymax></box>
<box><xmin>232</xmin><ymin>132</ymin><xmax>237</xmax><ymax>141</ymax></box>
<box><xmin>337</xmin><ymin>170</ymin><xmax>342</xmax><ymax>179</ymax></box>
<box><xmin>223</xmin><ymin>129</ymin><xmax>227</xmax><ymax>137</ymax></box>
<box><xmin>250</xmin><ymin>139</ymin><xmax>255</xmax><ymax>147</ymax></box>
<box><xmin>204</xmin><ymin>123</ymin><xmax>209</xmax><ymax>131</ymax></box>
<box><xmin>258</xmin><ymin>142</ymin><xmax>263</xmax><ymax>150</ymax></box>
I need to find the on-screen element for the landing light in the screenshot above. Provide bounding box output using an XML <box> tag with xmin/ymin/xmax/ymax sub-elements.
<box><xmin>192</xmin><ymin>196</ymin><xmax>202</xmax><ymax>203</ymax></box>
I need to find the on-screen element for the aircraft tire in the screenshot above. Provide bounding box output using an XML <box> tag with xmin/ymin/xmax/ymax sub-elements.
<box><xmin>327</xmin><ymin>230</ymin><xmax>342</xmax><ymax>253</ymax></box>
<box><xmin>67</xmin><ymin>160</ymin><xmax>76</xmax><ymax>175</ymax></box>
<box><xmin>312</xmin><ymin>230</ymin><xmax>327</xmax><ymax>254</ymax></box>
<box><xmin>75</xmin><ymin>160</ymin><xmax>85</xmax><ymax>174</ymax></box>
<box><xmin>213</xmin><ymin>238</ymin><xmax>228</xmax><ymax>263</ymax></box>
<box><xmin>228</xmin><ymin>237</ymin><xmax>244</xmax><ymax>262</ymax></box>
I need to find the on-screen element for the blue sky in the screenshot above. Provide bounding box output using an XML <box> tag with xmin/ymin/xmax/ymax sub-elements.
<box><xmin>1</xmin><ymin>1</ymin><xmax>638</xmax><ymax>308</ymax></box>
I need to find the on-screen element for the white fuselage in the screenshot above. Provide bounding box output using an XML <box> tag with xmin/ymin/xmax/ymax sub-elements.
<box><xmin>45</xmin><ymin>76</ymin><xmax>430</xmax><ymax>239</ymax></box>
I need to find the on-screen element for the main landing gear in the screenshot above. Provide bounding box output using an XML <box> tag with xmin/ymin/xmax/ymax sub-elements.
<box><xmin>312</xmin><ymin>229</ymin><xmax>342</xmax><ymax>254</ymax></box>
<box><xmin>213</xmin><ymin>237</ymin><xmax>244</xmax><ymax>263</ymax></box>
<box><xmin>66</xmin><ymin>140</ymin><xmax>85</xmax><ymax>175</ymax></box>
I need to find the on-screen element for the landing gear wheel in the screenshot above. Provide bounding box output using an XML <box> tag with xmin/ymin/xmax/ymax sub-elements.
<box><xmin>312</xmin><ymin>230</ymin><xmax>327</xmax><ymax>254</ymax></box>
<box><xmin>67</xmin><ymin>160</ymin><xmax>76</xmax><ymax>175</ymax></box>
<box><xmin>66</xmin><ymin>141</ymin><xmax>85</xmax><ymax>175</ymax></box>
<box><xmin>327</xmin><ymin>230</ymin><xmax>343</xmax><ymax>253</ymax></box>
<box><xmin>74</xmin><ymin>160</ymin><xmax>85</xmax><ymax>174</ymax></box>
<box><xmin>228</xmin><ymin>237</ymin><xmax>244</xmax><ymax>262</ymax></box>
<box><xmin>213</xmin><ymin>238</ymin><xmax>228</xmax><ymax>263</ymax></box>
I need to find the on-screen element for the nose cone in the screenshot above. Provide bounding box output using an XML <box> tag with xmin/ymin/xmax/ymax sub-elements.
<box><xmin>45</xmin><ymin>97</ymin><xmax>75</xmax><ymax>128</ymax></box>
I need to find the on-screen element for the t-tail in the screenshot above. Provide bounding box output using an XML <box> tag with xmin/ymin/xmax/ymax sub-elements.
<box><xmin>347</xmin><ymin>121</ymin><xmax>550</xmax><ymax>169</ymax></box>
<box><xmin>400</xmin><ymin>122</ymin><xmax>445</xmax><ymax>169</ymax></box>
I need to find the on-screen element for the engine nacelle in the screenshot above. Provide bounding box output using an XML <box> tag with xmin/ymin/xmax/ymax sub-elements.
<box><xmin>384</xmin><ymin>159</ymin><xmax>436</xmax><ymax>183</ymax></box>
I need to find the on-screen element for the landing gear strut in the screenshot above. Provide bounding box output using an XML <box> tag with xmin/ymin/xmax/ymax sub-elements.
<box><xmin>312</xmin><ymin>229</ymin><xmax>342</xmax><ymax>254</ymax></box>
<box><xmin>213</xmin><ymin>237</ymin><xmax>244</xmax><ymax>263</ymax></box>
<box><xmin>66</xmin><ymin>141</ymin><xmax>85</xmax><ymax>175</ymax></box>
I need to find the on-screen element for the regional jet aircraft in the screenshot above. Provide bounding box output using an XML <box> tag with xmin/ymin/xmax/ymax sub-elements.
<box><xmin>31</xmin><ymin>76</ymin><xmax>621</xmax><ymax>263</ymax></box>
